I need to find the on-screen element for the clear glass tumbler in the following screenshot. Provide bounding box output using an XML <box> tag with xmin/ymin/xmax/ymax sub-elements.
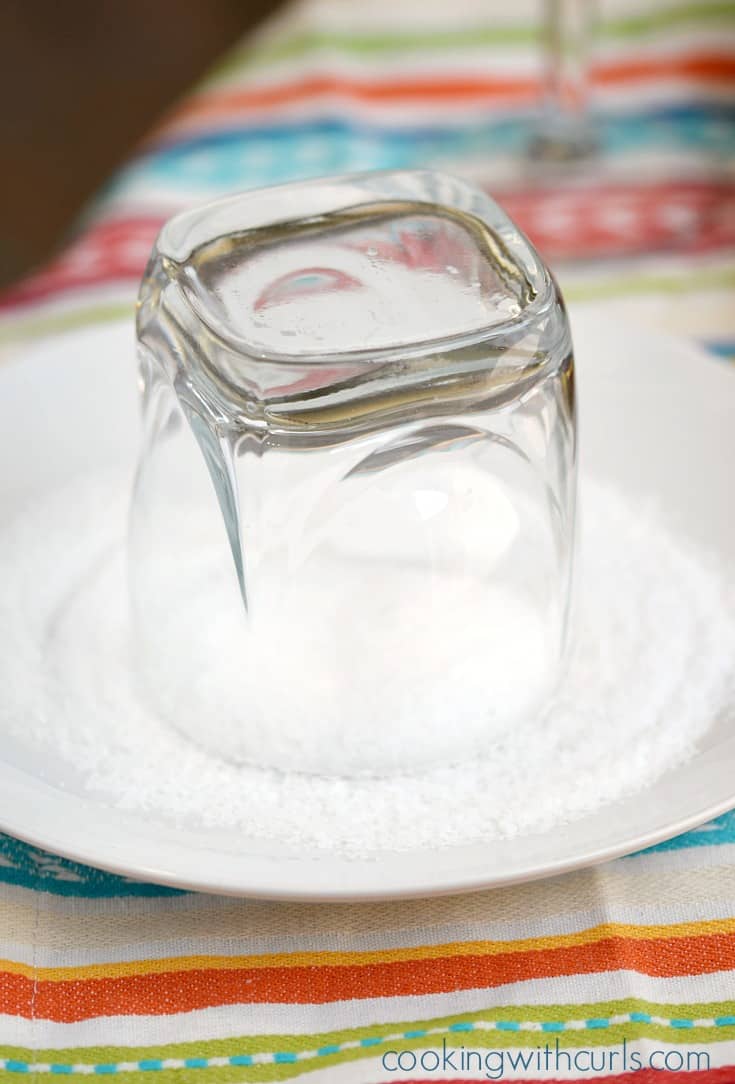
<box><xmin>129</xmin><ymin>170</ymin><xmax>576</xmax><ymax>777</ymax></box>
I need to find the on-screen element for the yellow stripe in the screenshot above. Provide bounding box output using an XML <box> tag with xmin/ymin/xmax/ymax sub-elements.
<box><xmin>3</xmin><ymin>917</ymin><xmax>735</xmax><ymax>981</ymax></box>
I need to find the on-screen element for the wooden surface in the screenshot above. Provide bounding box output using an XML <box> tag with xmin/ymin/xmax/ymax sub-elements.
<box><xmin>0</xmin><ymin>0</ymin><xmax>282</xmax><ymax>289</ymax></box>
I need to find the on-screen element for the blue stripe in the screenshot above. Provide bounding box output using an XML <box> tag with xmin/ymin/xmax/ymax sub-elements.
<box><xmin>108</xmin><ymin>102</ymin><xmax>735</xmax><ymax>197</ymax></box>
<box><xmin>150</xmin><ymin>101</ymin><xmax>735</xmax><ymax>155</ymax></box>
<box><xmin>642</xmin><ymin>810</ymin><xmax>735</xmax><ymax>854</ymax></box>
<box><xmin>0</xmin><ymin>834</ymin><xmax>183</xmax><ymax>897</ymax></box>
<box><xmin>703</xmin><ymin>339</ymin><xmax>735</xmax><ymax>359</ymax></box>
<box><xmin>2</xmin><ymin>1011</ymin><xmax>734</xmax><ymax>1077</ymax></box>
<box><xmin>3</xmin><ymin>809</ymin><xmax>735</xmax><ymax>897</ymax></box>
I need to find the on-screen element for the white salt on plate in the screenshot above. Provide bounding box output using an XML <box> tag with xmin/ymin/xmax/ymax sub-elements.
<box><xmin>0</xmin><ymin>470</ymin><xmax>733</xmax><ymax>856</ymax></box>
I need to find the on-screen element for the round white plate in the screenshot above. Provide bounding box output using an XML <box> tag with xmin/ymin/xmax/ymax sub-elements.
<box><xmin>0</xmin><ymin>307</ymin><xmax>734</xmax><ymax>900</ymax></box>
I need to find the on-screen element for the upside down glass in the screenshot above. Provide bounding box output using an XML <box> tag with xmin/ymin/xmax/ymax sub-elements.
<box><xmin>129</xmin><ymin>170</ymin><xmax>577</xmax><ymax>778</ymax></box>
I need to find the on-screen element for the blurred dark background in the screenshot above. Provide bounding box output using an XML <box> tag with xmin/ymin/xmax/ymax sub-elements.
<box><xmin>0</xmin><ymin>1</ymin><xmax>280</xmax><ymax>290</ymax></box>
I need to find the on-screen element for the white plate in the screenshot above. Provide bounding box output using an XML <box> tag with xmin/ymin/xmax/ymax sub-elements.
<box><xmin>0</xmin><ymin>308</ymin><xmax>733</xmax><ymax>900</ymax></box>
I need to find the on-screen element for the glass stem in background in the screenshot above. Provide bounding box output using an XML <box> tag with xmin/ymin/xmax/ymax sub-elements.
<box><xmin>529</xmin><ymin>0</ymin><xmax>598</xmax><ymax>163</ymax></box>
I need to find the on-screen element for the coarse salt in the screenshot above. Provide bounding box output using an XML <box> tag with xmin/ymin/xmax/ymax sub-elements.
<box><xmin>0</xmin><ymin>470</ymin><xmax>733</xmax><ymax>856</ymax></box>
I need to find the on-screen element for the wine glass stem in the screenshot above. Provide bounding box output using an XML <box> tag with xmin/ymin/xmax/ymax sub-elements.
<box><xmin>538</xmin><ymin>0</ymin><xmax>597</xmax><ymax>156</ymax></box>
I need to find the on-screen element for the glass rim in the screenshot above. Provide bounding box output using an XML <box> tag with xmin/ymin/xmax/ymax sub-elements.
<box><xmin>147</xmin><ymin>169</ymin><xmax>557</xmax><ymax>369</ymax></box>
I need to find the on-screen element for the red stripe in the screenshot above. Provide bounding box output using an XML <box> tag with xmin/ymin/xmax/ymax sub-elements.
<box><xmin>0</xmin><ymin>217</ymin><xmax>165</xmax><ymax>312</ymax></box>
<box><xmin>2</xmin><ymin>180</ymin><xmax>733</xmax><ymax>315</ymax></box>
<box><xmin>495</xmin><ymin>179</ymin><xmax>735</xmax><ymax>261</ymax></box>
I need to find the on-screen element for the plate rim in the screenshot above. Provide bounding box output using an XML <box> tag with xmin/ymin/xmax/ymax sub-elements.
<box><xmin>0</xmin><ymin>312</ymin><xmax>734</xmax><ymax>900</ymax></box>
<box><xmin>1</xmin><ymin>778</ymin><xmax>734</xmax><ymax>901</ymax></box>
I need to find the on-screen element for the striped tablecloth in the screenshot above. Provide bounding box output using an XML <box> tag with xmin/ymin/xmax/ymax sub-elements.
<box><xmin>2</xmin><ymin>1</ymin><xmax>735</xmax><ymax>1080</ymax></box>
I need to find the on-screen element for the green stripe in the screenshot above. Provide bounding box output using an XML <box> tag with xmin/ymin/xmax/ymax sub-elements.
<box><xmin>0</xmin><ymin>301</ymin><xmax>133</xmax><ymax>347</ymax></box>
<box><xmin>209</xmin><ymin>1</ymin><xmax>735</xmax><ymax>78</ymax></box>
<box><xmin>563</xmin><ymin>263</ymin><xmax>735</xmax><ymax>303</ymax></box>
<box><xmin>2</xmin><ymin>999</ymin><xmax>734</xmax><ymax>1082</ymax></box>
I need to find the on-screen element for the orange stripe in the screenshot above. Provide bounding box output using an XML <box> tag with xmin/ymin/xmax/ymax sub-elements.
<box><xmin>167</xmin><ymin>74</ymin><xmax>535</xmax><ymax>126</ymax></box>
<box><xmin>160</xmin><ymin>51</ymin><xmax>735</xmax><ymax>133</ymax></box>
<box><xmin>596</xmin><ymin>51</ymin><xmax>735</xmax><ymax>85</ymax></box>
<box><xmin>2</xmin><ymin>931</ymin><xmax>735</xmax><ymax>1022</ymax></box>
<box><xmin>4</xmin><ymin>918</ymin><xmax>735</xmax><ymax>980</ymax></box>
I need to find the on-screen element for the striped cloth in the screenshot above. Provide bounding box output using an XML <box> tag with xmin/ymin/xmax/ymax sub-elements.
<box><xmin>1</xmin><ymin>1</ymin><xmax>735</xmax><ymax>1080</ymax></box>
